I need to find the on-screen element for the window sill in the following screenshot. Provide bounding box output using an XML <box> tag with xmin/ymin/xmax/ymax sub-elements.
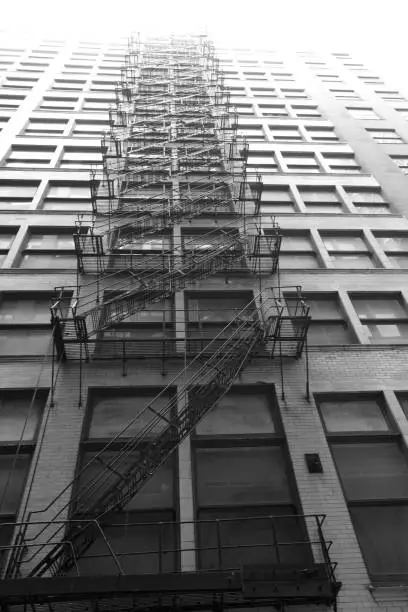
<box><xmin>369</xmin><ymin>583</ymin><xmax>408</xmax><ymax>603</ymax></box>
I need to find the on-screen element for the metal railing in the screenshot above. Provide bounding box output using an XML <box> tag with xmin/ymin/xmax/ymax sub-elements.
<box><xmin>3</xmin><ymin>514</ymin><xmax>336</xmax><ymax>580</ymax></box>
<box><xmin>16</xmin><ymin>298</ymin><xmax>272</xmax><ymax>576</ymax></box>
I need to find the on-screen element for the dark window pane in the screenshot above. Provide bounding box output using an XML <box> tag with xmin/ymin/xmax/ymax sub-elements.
<box><xmin>0</xmin><ymin>392</ymin><xmax>44</xmax><ymax>441</ymax></box>
<box><xmin>88</xmin><ymin>392</ymin><xmax>172</xmax><ymax>438</ymax></box>
<box><xmin>76</xmin><ymin>454</ymin><xmax>173</xmax><ymax>514</ymax></box>
<box><xmin>0</xmin><ymin>295</ymin><xmax>51</xmax><ymax>324</ymax></box>
<box><xmin>187</xmin><ymin>294</ymin><xmax>253</xmax><ymax>323</ymax></box>
<box><xmin>332</xmin><ymin>442</ymin><xmax>408</xmax><ymax>500</ymax></box>
<box><xmin>302</xmin><ymin>298</ymin><xmax>343</xmax><ymax>319</ymax></box>
<box><xmin>0</xmin><ymin>455</ymin><xmax>31</xmax><ymax>514</ymax></box>
<box><xmin>196</xmin><ymin>447</ymin><xmax>291</xmax><ymax>506</ymax></box>
<box><xmin>19</xmin><ymin>254</ymin><xmax>76</xmax><ymax>269</ymax></box>
<box><xmin>398</xmin><ymin>395</ymin><xmax>408</xmax><ymax>420</ymax></box>
<box><xmin>308</xmin><ymin>322</ymin><xmax>353</xmax><ymax>345</ymax></box>
<box><xmin>319</xmin><ymin>397</ymin><xmax>389</xmax><ymax>432</ymax></box>
<box><xmin>0</xmin><ymin>330</ymin><xmax>51</xmax><ymax>355</ymax></box>
<box><xmin>0</xmin><ymin>521</ymin><xmax>14</xmax><ymax>572</ymax></box>
<box><xmin>76</xmin><ymin>511</ymin><xmax>177</xmax><ymax>575</ymax></box>
<box><xmin>198</xmin><ymin>507</ymin><xmax>311</xmax><ymax>569</ymax></box>
<box><xmin>350</xmin><ymin>505</ymin><xmax>408</xmax><ymax>582</ymax></box>
<box><xmin>196</xmin><ymin>392</ymin><xmax>275</xmax><ymax>435</ymax></box>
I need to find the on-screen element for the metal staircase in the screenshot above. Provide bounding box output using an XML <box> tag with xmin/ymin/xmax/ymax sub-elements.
<box><xmin>79</xmin><ymin>163</ymin><xmax>256</xmax><ymax>272</ymax></box>
<box><xmin>53</xmin><ymin>223</ymin><xmax>280</xmax><ymax>357</ymax></box>
<box><xmin>47</xmin><ymin>32</ymin><xmax>312</xmax><ymax>371</ymax></box>
<box><xmin>51</xmin><ymin>34</ymin><xmax>279</xmax><ymax>362</ymax></box>
<box><xmin>21</xmin><ymin>297</ymin><xmax>274</xmax><ymax>578</ymax></box>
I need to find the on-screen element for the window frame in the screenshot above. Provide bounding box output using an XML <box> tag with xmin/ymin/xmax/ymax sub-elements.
<box><xmin>316</xmin><ymin>392</ymin><xmax>408</xmax><ymax>584</ymax></box>
<box><xmin>350</xmin><ymin>292</ymin><xmax>408</xmax><ymax>344</ymax></box>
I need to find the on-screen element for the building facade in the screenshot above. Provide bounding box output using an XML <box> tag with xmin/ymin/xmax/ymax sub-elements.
<box><xmin>0</xmin><ymin>32</ymin><xmax>406</xmax><ymax>612</ymax></box>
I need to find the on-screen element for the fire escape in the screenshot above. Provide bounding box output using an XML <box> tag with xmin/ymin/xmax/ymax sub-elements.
<box><xmin>0</xmin><ymin>35</ymin><xmax>340</xmax><ymax>612</ymax></box>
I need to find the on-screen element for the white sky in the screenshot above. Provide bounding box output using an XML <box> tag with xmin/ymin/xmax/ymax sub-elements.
<box><xmin>1</xmin><ymin>0</ymin><xmax>408</xmax><ymax>94</ymax></box>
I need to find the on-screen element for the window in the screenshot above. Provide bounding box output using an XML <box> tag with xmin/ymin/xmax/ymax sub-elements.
<box><xmin>351</xmin><ymin>294</ymin><xmax>408</xmax><ymax>344</ymax></box>
<box><xmin>82</xmin><ymin>97</ymin><xmax>111</xmax><ymax>112</ymax></box>
<box><xmin>259</xmin><ymin>104</ymin><xmax>288</xmax><ymax>117</ymax></box>
<box><xmin>23</xmin><ymin>119</ymin><xmax>68</xmax><ymax>135</ymax></box>
<box><xmin>296</xmin><ymin>293</ymin><xmax>354</xmax><ymax>345</ymax></box>
<box><xmin>75</xmin><ymin>388</ymin><xmax>177</xmax><ymax>575</ymax></box>
<box><xmin>234</xmin><ymin>103</ymin><xmax>254</xmax><ymax>116</ymax></box>
<box><xmin>374</xmin><ymin>233</ymin><xmax>408</xmax><ymax>268</ymax></box>
<box><xmin>196</xmin><ymin>390</ymin><xmax>276</xmax><ymax>436</ymax></box>
<box><xmin>52</xmin><ymin>78</ymin><xmax>86</xmax><ymax>91</ymax></box>
<box><xmin>366</xmin><ymin>129</ymin><xmax>403</xmax><ymax>144</ymax></box>
<box><xmin>251</xmin><ymin>87</ymin><xmax>276</xmax><ymax>97</ymax></box>
<box><xmin>397</xmin><ymin>394</ymin><xmax>408</xmax><ymax>420</ymax></box>
<box><xmin>3</xmin><ymin>146</ymin><xmax>56</xmax><ymax>167</ymax></box>
<box><xmin>20</xmin><ymin>61</ymin><xmax>49</xmax><ymax>70</ymax></box>
<box><xmin>115</xmin><ymin>234</ymin><xmax>171</xmax><ymax>252</ymax></box>
<box><xmin>268</xmin><ymin>125</ymin><xmax>303</xmax><ymax>141</ymax></box>
<box><xmin>246</xmin><ymin>153</ymin><xmax>279</xmax><ymax>173</ymax></box>
<box><xmin>97</xmin><ymin>294</ymin><xmax>174</xmax><ymax>358</ymax></box>
<box><xmin>0</xmin><ymin>182</ymin><xmax>39</xmax><ymax>208</ymax></box>
<box><xmin>282</xmin><ymin>152</ymin><xmax>321</xmax><ymax>173</ymax></box>
<box><xmin>347</xmin><ymin>107</ymin><xmax>381</xmax><ymax>120</ymax></box>
<box><xmin>0</xmin><ymin>293</ymin><xmax>61</xmax><ymax>355</ymax></box>
<box><xmin>0</xmin><ymin>231</ymin><xmax>16</xmax><ymax>267</ymax></box>
<box><xmin>3</xmin><ymin>76</ymin><xmax>38</xmax><ymax>89</ymax></box>
<box><xmin>39</xmin><ymin>96</ymin><xmax>78</xmax><ymax>110</ymax></box>
<box><xmin>321</xmin><ymin>233</ymin><xmax>376</xmax><ymax>268</ymax></box>
<box><xmin>280</xmin><ymin>232</ymin><xmax>319</xmax><ymax>268</ymax></box>
<box><xmin>330</xmin><ymin>89</ymin><xmax>360</xmax><ymax>100</ymax></box>
<box><xmin>0</xmin><ymin>389</ymin><xmax>47</xmax><ymax>568</ymax></box>
<box><xmin>291</xmin><ymin>104</ymin><xmax>322</xmax><ymax>118</ymax></box>
<box><xmin>271</xmin><ymin>72</ymin><xmax>294</xmax><ymax>82</ymax></box>
<box><xmin>359</xmin><ymin>75</ymin><xmax>384</xmax><ymax>85</ymax></box>
<box><xmin>260</xmin><ymin>187</ymin><xmax>295</xmax><ymax>213</ymax></box>
<box><xmin>322</xmin><ymin>153</ymin><xmax>361</xmax><ymax>174</ymax></box>
<box><xmin>281</xmin><ymin>88</ymin><xmax>308</xmax><ymax>99</ymax></box>
<box><xmin>317</xmin><ymin>393</ymin><xmax>408</xmax><ymax>584</ymax></box>
<box><xmin>193</xmin><ymin>386</ymin><xmax>309</xmax><ymax>570</ymax></box>
<box><xmin>90</xmin><ymin>80</ymin><xmax>116</xmax><ymax>92</ymax></box>
<box><xmin>345</xmin><ymin>188</ymin><xmax>390</xmax><ymax>214</ymax></box>
<box><xmin>237</xmin><ymin>124</ymin><xmax>265</xmax><ymax>141</ymax></box>
<box><xmin>186</xmin><ymin>291</ymin><xmax>254</xmax><ymax>352</ymax></box>
<box><xmin>58</xmin><ymin>147</ymin><xmax>102</xmax><ymax>168</ymax></box>
<box><xmin>318</xmin><ymin>73</ymin><xmax>342</xmax><ymax>83</ymax></box>
<box><xmin>304</xmin><ymin>126</ymin><xmax>338</xmax><ymax>142</ymax></box>
<box><xmin>390</xmin><ymin>155</ymin><xmax>408</xmax><ymax>174</ymax></box>
<box><xmin>46</xmin><ymin>183</ymin><xmax>91</xmax><ymax>199</ymax></box>
<box><xmin>376</xmin><ymin>90</ymin><xmax>406</xmax><ymax>102</ymax></box>
<box><xmin>182</xmin><ymin>230</ymin><xmax>239</xmax><ymax>253</ymax></box>
<box><xmin>0</xmin><ymin>118</ymin><xmax>9</xmax><ymax>132</ymax></box>
<box><xmin>0</xmin><ymin>293</ymin><xmax>54</xmax><ymax>324</ymax></box>
<box><xmin>395</xmin><ymin>107</ymin><xmax>408</xmax><ymax>121</ymax></box>
<box><xmin>18</xmin><ymin>230</ymin><xmax>76</xmax><ymax>269</ymax></box>
<box><xmin>298</xmin><ymin>187</ymin><xmax>344</xmax><ymax>213</ymax></box>
<box><xmin>0</xmin><ymin>94</ymin><xmax>26</xmax><ymax>109</ymax></box>
<box><xmin>43</xmin><ymin>182</ymin><xmax>92</xmax><ymax>211</ymax></box>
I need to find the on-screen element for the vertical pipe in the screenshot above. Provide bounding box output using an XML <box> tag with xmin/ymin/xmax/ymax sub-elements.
<box><xmin>305</xmin><ymin>334</ymin><xmax>310</xmax><ymax>400</ymax></box>
<box><xmin>78</xmin><ymin>341</ymin><xmax>83</xmax><ymax>408</ymax></box>
<box><xmin>270</xmin><ymin>515</ymin><xmax>281</xmax><ymax>565</ymax></box>
<box><xmin>216</xmin><ymin>520</ymin><xmax>223</xmax><ymax>570</ymax></box>
<box><xmin>50</xmin><ymin>322</ymin><xmax>55</xmax><ymax>408</ymax></box>
<box><xmin>158</xmin><ymin>522</ymin><xmax>163</xmax><ymax>574</ymax></box>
